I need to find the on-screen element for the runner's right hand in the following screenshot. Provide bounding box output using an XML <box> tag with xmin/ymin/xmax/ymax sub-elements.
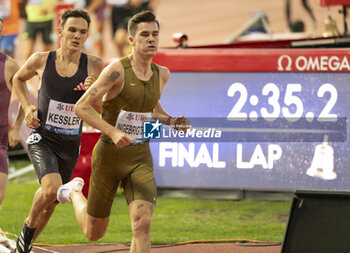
<box><xmin>111</xmin><ymin>130</ymin><xmax>136</xmax><ymax>148</ymax></box>
<box><xmin>25</xmin><ymin>105</ymin><xmax>40</xmax><ymax>128</ymax></box>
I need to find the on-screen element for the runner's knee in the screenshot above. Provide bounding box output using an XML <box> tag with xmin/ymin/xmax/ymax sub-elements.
<box><xmin>84</xmin><ymin>215</ymin><xmax>108</xmax><ymax>241</ymax></box>
<box><xmin>41</xmin><ymin>185</ymin><xmax>60</xmax><ymax>202</ymax></box>
<box><xmin>85</xmin><ymin>228</ymin><xmax>106</xmax><ymax>241</ymax></box>
<box><xmin>132</xmin><ymin>214</ymin><xmax>151</xmax><ymax>237</ymax></box>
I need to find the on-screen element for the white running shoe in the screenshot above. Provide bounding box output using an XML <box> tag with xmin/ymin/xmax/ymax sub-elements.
<box><xmin>57</xmin><ymin>177</ymin><xmax>84</xmax><ymax>204</ymax></box>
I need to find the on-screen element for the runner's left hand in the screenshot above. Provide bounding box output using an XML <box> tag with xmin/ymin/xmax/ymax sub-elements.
<box><xmin>170</xmin><ymin>116</ymin><xmax>190</xmax><ymax>133</ymax></box>
<box><xmin>8</xmin><ymin>126</ymin><xmax>21</xmax><ymax>147</ymax></box>
<box><xmin>84</xmin><ymin>74</ymin><xmax>97</xmax><ymax>90</ymax></box>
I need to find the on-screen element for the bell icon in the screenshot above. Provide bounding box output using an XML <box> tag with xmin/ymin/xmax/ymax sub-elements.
<box><xmin>323</xmin><ymin>15</ymin><xmax>339</xmax><ymax>37</ymax></box>
<box><xmin>306</xmin><ymin>135</ymin><xmax>336</xmax><ymax>180</ymax></box>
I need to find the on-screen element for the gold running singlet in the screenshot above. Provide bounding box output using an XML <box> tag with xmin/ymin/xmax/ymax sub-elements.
<box><xmin>87</xmin><ymin>56</ymin><xmax>160</xmax><ymax>218</ymax></box>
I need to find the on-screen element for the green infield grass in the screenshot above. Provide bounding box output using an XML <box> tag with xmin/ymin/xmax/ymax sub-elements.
<box><xmin>1</xmin><ymin>156</ymin><xmax>290</xmax><ymax>245</ymax></box>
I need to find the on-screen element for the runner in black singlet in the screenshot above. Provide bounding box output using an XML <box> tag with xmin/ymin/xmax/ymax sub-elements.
<box><xmin>11</xmin><ymin>9</ymin><xmax>104</xmax><ymax>253</ymax></box>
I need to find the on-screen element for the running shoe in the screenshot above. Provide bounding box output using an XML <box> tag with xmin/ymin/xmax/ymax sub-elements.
<box><xmin>57</xmin><ymin>177</ymin><xmax>84</xmax><ymax>204</ymax></box>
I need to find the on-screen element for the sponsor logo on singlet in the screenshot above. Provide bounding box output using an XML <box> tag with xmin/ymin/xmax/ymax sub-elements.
<box><xmin>73</xmin><ymin>82</ymin><xmax>85</xmax><ymax>91</ymax></box>
<box><xmin>45</xmin><ymin>99</ymin><xmax>81</xmax><ymax>135</ymax></box>
<box><xmin>116</xmin><ymin>109</ymin><xmax>152</xmax><ymax>144</ymax></box>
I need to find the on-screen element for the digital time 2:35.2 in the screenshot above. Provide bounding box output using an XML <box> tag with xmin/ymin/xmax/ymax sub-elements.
<box><xmin>227</xmin><ymin>82</ymin><xmax>338</xmax><ymax>122</ymax></box>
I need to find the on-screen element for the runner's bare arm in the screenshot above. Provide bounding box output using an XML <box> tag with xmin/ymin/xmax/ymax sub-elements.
<box><xmin>152</xmin><ymin>102</ymin><xmax>171</xmax><ymax>124</ymax></box>
<box><xmin>4</xmin><ymin>57</ymin><xmax>24</xmax><ymax>147</ymax></box>
<box><xmin>152</xmin><ymin>65</ymin><xmax>170</xmax><ymax>122</ymax></box>
<box><xmin>87</xmin><ymin>55</ymin><xmax>105</xmax><ymax>113</ymax></box>
<box><xmin>152</xmin><ymin>65</ymin><xmax>190</xmax><ymax>131</ymax></box>
<box><xmin>87</xmin><ymin>55</ymin><xmax>104</xmax><ymax>88</ymax></box>
<box><xmin>4</xmin><ymin>56</ymin><xmax>19</xmax><ymax>91</ymax></box>
<box><xmin>153</xmin><ymin>102</ymin><xmax>190</xmax><ymax>131</ymax></box>
<box><xmin>75</xmin><ymin>61</ymin><xmax>136</xmax><ymax>147</ymax></box>
<box><xmin>13</xmin><ymin>52</ymin><xmax>48</xmax><ymax>128</ymax></box>
<box><xmin>9</xmin><ymin>104</ymin><xmax>25</xmax><ymax>147</ymax></box>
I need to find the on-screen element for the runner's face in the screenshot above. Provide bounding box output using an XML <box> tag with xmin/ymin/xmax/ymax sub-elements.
<box><xmin>60</xmin><ymin>17</ymin><xmax>89</xmax><ymax>51</ymax></box>
<box><xmin>131</xmin><ymin>22</ymin><xmax>159</xmax><ymax>56</ymax></box>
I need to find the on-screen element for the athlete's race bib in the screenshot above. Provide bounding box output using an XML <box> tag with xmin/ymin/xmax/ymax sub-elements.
<box><xmin>0</xmin><ymin>0</ymin><xmax>10</xmax><ymax>20</ymax></box>
<box><xmin>116</xmin><ymin>109</ymin><xmax>152</xmax><ymax>144</ymax></box>
<box><xmin>45</xmin><ymin>99</ymin><xmax>81</xmax><ymax>135</ymax></box>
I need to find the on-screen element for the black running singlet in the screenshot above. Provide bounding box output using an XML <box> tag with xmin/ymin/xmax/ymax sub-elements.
<box><xmin>35</xmin><ymin>51</ymin><xmax>88</xmax><ymax>148</ymax></box>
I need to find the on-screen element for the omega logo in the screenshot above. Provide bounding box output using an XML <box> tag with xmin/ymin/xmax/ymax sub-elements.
<box><xmin>277</xmin><ymin>55</ymin><xmax>292</xmax><ymax>71</ymax></box>
<box><xmin>277</xmin><ymin>54</ymin><xmax>350</xmax><ymax>72</ymax></box>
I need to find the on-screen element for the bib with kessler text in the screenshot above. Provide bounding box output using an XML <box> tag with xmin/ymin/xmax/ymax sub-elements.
<box><xmin>45</xmin><ymin>99</ymin><xmax>81</xmax><ymax>135</ymax></box>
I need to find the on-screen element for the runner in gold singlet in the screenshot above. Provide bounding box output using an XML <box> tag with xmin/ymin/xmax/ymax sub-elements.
<box><xmin>90</xmin><ymin>55</ymin><xmax>161</xmax><ymax>216</ymax></box>
<box><xmin>57</xmin><ymin>10</ymin><xmax>189</xmax><ymax>253</ymax></box>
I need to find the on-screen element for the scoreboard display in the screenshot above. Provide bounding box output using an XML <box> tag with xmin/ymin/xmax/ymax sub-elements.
<box><xmin>151</xmin><ymin>48</ymin><xmax>350</xmax><ymax>191</ymax></box>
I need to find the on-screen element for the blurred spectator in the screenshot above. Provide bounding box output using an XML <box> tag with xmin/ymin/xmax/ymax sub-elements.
<box><xmin>131</xmin><ymin>0</ymin><xmax>157</xmax><ymax>15</ymax></box>
<box><xmin>108</xmin><ymin>0</ymin><xmax>157</xmax><ymax>57</ymax></box>
<box><xmin>86</xmin><ymin>0</ymin><xmax>106</xmax><ymax>56</ymax></box>
<box><xmin>23</xmin><ymin>0</ymin><xmax>55</xmax><ymax>59</ymax></box>
<box><xmin>0</xmin><ymin>0</ymin><xmax>21</xmax><ymax>57</ymax></box>
<box><xmin>286</xmin><ymin>0</ymin><xmax>317</xmax><ymax>32</ymax></box>
<box><xmin>59</xmin><ymin>0</ymin><xmax>85</xmax><ymax>8</ymax></box>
